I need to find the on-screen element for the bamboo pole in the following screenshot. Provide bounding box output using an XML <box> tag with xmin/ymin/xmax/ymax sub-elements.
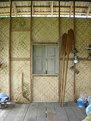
<box><xmin>30</xmin><ymin>0</ymin><xmax>33</xmax><ymax>102</ymax></box>
<box><xmin>73</xmin><ymin>0</ymin><xmax>76</xmax><ymax>102</ymax></box>
<box><xmin>58</xmin><ymin>0</ymin><xmax>61</xmax><ymax>102</ymax></box>
<box><xmin>9</xmin><ymin>0</ymin><xmax>12</xmax><ymax>100</ymax></box>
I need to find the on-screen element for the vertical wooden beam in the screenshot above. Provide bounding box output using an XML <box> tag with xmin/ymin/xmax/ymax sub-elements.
<box><xmin>73</xmin><ymin>0</ymin><xmax>76</xmax><ymax>102</ymax></box>
<box><xmin>9</xmin><ymin>0</ymin><xmax>12</xmax><ymax>100</ymax></box>
<box><xmin>58</xmin><ymin>0</ymin><xmax>61</xmax><ymax>102</ymax></box>
<box><xmin>30</xmin><ymin>0</ymin><xmax>33</xmax><ymax>102</ymax></box>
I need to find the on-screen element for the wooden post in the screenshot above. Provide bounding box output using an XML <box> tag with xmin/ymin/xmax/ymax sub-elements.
<box><xmin>73</xmin><ymin>0</ymin><xmax>76</xmax><ymax>102</ymax></box>
<box><xmin>30</xmin><ymin>0</ymin><xmax>33</xmax><ymax>102</ymax></box>
<box><xmin>9</xmin><ymin>0</ymin><xmax>12</xmax><ymax>100</ymax></box>
<box><xmin>58</xmin><ymin>0</ymin><xmax>61</xmax><ymax>102</ymax></box>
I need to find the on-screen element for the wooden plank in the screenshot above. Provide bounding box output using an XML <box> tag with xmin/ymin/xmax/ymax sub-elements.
<box><xmin>71</xmin><ymin>106</ymin><xmax>86</xmax><ymax>120</ymax></box>
<box><xmin>46</xmin><ymin>102</ymin><xmax>55</xmax><ymax>121</ymax></box>
<box><xmin>0</xmin><ymin>107</ymin><xmax>13</xmax><ymax>121</ymax></box>
<box><xmin>32</xmin><ymin>74</ymin><xmax>58</xmax><ymax>77</ymax></box>
<box><xmin>0</xmin><ymin>0</ymin><xmax>91</xmax><ymax>2</ymax></box>
<box><xmin>4</xmin><ymin>104</ymin><xmax>24</xmax><ymax>121</ymax></box>
<box><xmin>13</xmin><ymin>104</ymin><xmax>29</xmax><ymax>121</ymax></box>
<box><xmin>32</xmin><ymin>42</ymin><xmax>58</xmax><ymax>45</ymax></box>
<box><xmin>23</xmin><ymin>103</ymin><xmax>38</xmax><ymax>121</ymax></box>
<box><xmin>54</xmin><ymin>103</ymin><xmax>69</xmax><ymax>121</ymax></box>
<box><xmin>64</xmin><ymin>107</ymin><xmax>80</xmax><ymax>121</ymax></box>
<box><xmin>37</xmin><ymin>102</ymin><xmax>46</xmax><ymax>121</ymax></box>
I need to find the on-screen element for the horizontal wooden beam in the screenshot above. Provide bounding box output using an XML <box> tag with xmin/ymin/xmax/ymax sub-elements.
<box><xmin>32</xmin><ymin>74</ymin><xmax>58</xmax><ymax>77</ymax></box>
<box><xmin>0</xmin><ymin>6</ymin><xmax>89</xmax><ymax>10</ymax></box>
<box><xmin>1</xmin><ymin>11</ymin><xmax>90</xmax><ymax>16</ymax></box>
<box><xmin>0</xmin><ymin>0</ymin><xmax>91</xmax><ymax>2</ymax></box>
<box><xmin>32</xmin><ymin>42</ymin><xmax>58</xmax><ymax>45</ymax></box>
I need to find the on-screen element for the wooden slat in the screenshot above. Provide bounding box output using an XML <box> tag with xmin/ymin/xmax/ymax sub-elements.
<box><xmin>37</xmin><ymin>103</ymin><xmax>46</xmax><ymax>121</ymax></box>
<box><xmin>54</xmin><ymin>103</ymin><xmax>69</xmax><ymax>121</ymax></box>
<box><xmin>64</xmin><ymin>107</ymin><xmax>79</xmax><ymax>121</ymax></box>
<box><xmin>32</xmin><ymin>42</ymin><xmax>58</xmax><ymax>45</ymax></box>
<box><xmin>23</xmin><ymin>103</ymin><xmax>38</xmax><ymax>121</ymax></box>
<box><xmin>0</xmin><ymin>102</ymin><xmax>86</xmax><ymax>121</ymax></box>
<box><xmin>32</xmin><ymin>74</ymin><xmax>58</xmax><ymax>77</ymax></box>
<box><xmin>9</xmin><ymin>0</ymin><xmax>12</xmax><ymax>100</ymax></box>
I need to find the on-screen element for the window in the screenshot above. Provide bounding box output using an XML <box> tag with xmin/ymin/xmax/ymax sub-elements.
<box><xmin>33</xmin><ymin>45</ymin><xmax>59</xmax><ymax>75</ymax></box>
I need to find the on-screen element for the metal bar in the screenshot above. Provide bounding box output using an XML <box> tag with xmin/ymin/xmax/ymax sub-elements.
<box><xmin>9</xmin><ymin>0</ymin><xmax>12</xmax><ymax>100</ymax></box>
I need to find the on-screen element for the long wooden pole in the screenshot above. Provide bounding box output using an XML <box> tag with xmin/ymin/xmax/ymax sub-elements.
<box><xmin>73</xmin><ymin>0</ymin><xmax>76</xmax><ymax>102</ymax></box>
<box><xmin>58</xmin><ymin>0</ymin><xmax>61</xmax><ymax>102</ymax></box>
<box><xmin>30</xmin><ymin>0</ymin><xmax>33</xmax><ymax>102</ymax></box>
<box><xmin>9</xmin><ymin>0</ymin><xmax>12</xmax><ymax>100</ymax></box>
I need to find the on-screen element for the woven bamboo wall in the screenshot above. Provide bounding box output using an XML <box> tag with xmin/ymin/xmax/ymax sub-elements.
<box><xmin>0</xmin><ymin>18</ymin><xmax>9</xmax><ymax>95</ymax></box>
<box><xmin>0</xmin><ymin>17</ymin><xmax>91</xmax><ymax>103</ymax></box>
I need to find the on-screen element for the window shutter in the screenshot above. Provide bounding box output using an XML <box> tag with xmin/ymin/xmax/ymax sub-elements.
<box><xmin>33</xmin><ymin>46</ymin><xmax>45</xmax><ymax>74</ymax></box>
<box><xmin>46</xmin><ymin>46</ymin><xmax>58</xmax><ymax>74</ymax></box>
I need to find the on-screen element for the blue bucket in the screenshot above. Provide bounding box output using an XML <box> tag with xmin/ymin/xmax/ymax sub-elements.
<box><xmin>77</xmin><ymin>99</ymin><xmax>87</xmax><ymax>107</ymax></box>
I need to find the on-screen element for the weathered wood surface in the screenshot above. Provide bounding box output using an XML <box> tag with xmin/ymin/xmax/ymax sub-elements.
<box><xmin>0</xmin><ymin>102</ymin><xmax>86</xmax><ymax>121</ymax></box>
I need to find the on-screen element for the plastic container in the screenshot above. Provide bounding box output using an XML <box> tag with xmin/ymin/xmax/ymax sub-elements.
<box><xmin>0</xmin><ymin>93</ymin><xmax>9</xmax><ymax>102</ymax></box>
<box><xmin>86</xmin><ymin>104</ymin><xmax>91</xmax><ymax>115</ymax></box>
<box><xmin>77</xmin><ymin>99</ymin><xmax>87</xmax><ymax>107</ymax></box>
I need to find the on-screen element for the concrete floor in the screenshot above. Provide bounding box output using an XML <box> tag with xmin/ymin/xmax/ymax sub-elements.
<box><xmin>0</xmin><ymin>102</ymin><xmax>86</xmax><ymax>121</ymax></box>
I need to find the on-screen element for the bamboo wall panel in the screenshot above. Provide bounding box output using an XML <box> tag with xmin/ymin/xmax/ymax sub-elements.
<box><xmin>0</xmin><ymin>18</ymin><xmax>9</xmax><ymax>94</ymax></box>
<box><xmin>12</xmin><ymin>18</ymin><xmax>30</xmax><ymax>30</ymax></box>
<box><xmin>11</xmin><ymin>61</ymin><xmax>31</xmax><ymax>103</ymax></box>
<box><xmin>76</xmin><ymin>18</ymin><xmax>91</xmax><ymax>58</ymax></box>
<box><xmin>33</xmin><ymin>76</ymin><xmax>59</xmax><ymax>102</ymax></box>
<box><xmin>12</xmin><ymin>32</ymin><xmax>30</xmax><ymax>58</ymax></box>
<box><xmin>0</xmin><ymin>17</ymin><xmax>91</xmax><ymax>103</ymax></box>
<box><xmin>32</xmin><ymin>18</ymin><xmax>59</xmax><ymax>42</ymax></box>
<box><xmin>76</xmin><ymin>61</ymin><xmax>91</xmax><ymax>98</ymax></box>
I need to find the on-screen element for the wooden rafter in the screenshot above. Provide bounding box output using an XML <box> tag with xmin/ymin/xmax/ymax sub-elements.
<box><xmin>86</xmin><ymin>3</ymin><xmax>91</xmax><ymax>17</ymax></box>
<box><xmin>50</xmin><ymin>1</ymin><xmax>53</xmax><ymax>15</ymax></box>
<box><xmin>12</xmin><ymin>2</ymin><xmax>17</xmax><ymax>15</ymax></box>
<box><xmin>69</xmin><ymin>2</ymin><xmax>73</xmax><ymax>17</ymax></box>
